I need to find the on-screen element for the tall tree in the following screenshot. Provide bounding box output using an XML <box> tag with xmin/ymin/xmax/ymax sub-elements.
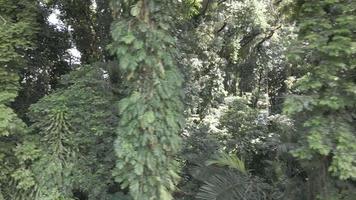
<box><xmin>13</xmin><ymin>4</ymin><xmax>72</xmax><ymax>122</ymax></box>
<box><xmin>109</xmin><ymin>0</ymin><xmax>184</xmax><ymax>199</ymax></box>
<box><xmin>284</xmin><ymin>0</ymin><xmax>356</xmax><ymax>199</ymax></box>
<box><xmin>49</xmin><ymin>0</ymin><xmax>113</xmax><ymax>64</ymax></box>
<box><xmin>13</xmin><ymin>66</ymin><xmax>118</xmax><ymax>200</ymax></box>
<box><xmin>0</xmin><ymin>0</ymin><xmax>38</xmax><ymax>198</ymax></box>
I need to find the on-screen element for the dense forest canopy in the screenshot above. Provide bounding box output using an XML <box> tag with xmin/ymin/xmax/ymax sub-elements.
<box><xmin>0</xmin><ymin>0</ymin><xmax>355</xmax><ymax>199</ymax></box>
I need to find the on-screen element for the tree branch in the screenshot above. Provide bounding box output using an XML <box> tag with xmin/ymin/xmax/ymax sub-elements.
<box><xmin>256</xmin><ymin>25</ymin><xmax>282</xmax><ymax>50</ymax></box>
<box><xmin>0</xmin><ymin>15</ymin><xmax>7</xmax><ymax>24</ymax></box>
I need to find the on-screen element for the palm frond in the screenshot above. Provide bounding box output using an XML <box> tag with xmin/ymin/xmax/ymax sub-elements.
<box><xmin>205</xmin><ymin>152</ymin><xmax>247</xmax><ymax>174</ymax></box>
<box><xmin>196</xmin><ymin>170</ymin><xmax>269</xmax><ymax>200</ymax></box>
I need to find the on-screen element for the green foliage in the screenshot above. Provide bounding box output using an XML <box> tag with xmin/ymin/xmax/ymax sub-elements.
<box><xmin>109</xmin><ymin>1</ymin><xmax>184</xmax><ymax>199</ymax></box>
<box><xmin>0</xmin><ymin>0</ymin><xmax>38</xmax><ymax>133</ymax></box>
<box><xmin>178</xmin><ymin>93</ymin><xmax>296</xmax><ymax>199</ymax></box>
<box><xmin>196</xmin><ymin>153</ymin><xmax>272</xmax><ymax>200</ymax></box>
<box><xmin>180</xmin><ymin>0</ymin><xmax>202</xmax><ymax>18</ymax></box>
<box><xmin>283</xmin><ymin>0</ymin><xmax>356</xmax><ymax>198</ymax></box>
<box><xmin>49</xmin><ymin>0</ymin><xmax>112</xmax><ymax>63</ymax></box>
<box><xmin>198</xmin><ymin>169</ymin><xmax>272</xmax><ymax>200</ymax></box>
<box><xmin>219</xmin><ymin>97</ymin><xmax>267</xmax><ymax>151</ymax></box>
<box><xmin>206</xmin><ymin>153</ymin><xmax>247</xmax><ymax>174</ymax></box>
<box><xmin>1</xmin><ymin>1</ymin><xmax>356</xmax><ymax>200</ymax></box>
<box><xmin>285</xmin><ymin>0</ymin><xmax>356</xmax><ymax>180</ymax></box>
<box><xmin>0</xmin><ymin>105</ymin><xmax>25</xmax><ymax>137</ymax></box>
<box><xmin>0</xmin><ymin>0</ymin><xmax>38</xmax><ymax>198</ymax></box>
<box><xmin>13</xmin><ymin>66</ymin><xmax>119</xmax><ymax>200</ymax></box>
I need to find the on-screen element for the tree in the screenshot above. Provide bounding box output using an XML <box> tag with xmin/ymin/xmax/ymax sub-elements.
<box><xmin>1</xmin><ymin>1</ymin><xmax>355</xmax><ymax>200</ymax></box>
<box><xmin>284</xmin><ymin>0</ymin><xmax>356</xmax><ymax>199</ymax></box>
<box><xmin>109</xmin><ymin>0</ymin><xmax>184</xmax><ymax>199</ymax></box>
<box><xmin>0</xmin><ymin>0</ymin><xmax>38</xmax><ymax>198</ymax></box>
<box><xmin>14</xmin><ymin>66</ymin><xmax>120</xmax><ymax>200</ymax></box>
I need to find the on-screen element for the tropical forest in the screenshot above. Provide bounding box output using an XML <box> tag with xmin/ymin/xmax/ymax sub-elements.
<box><xmin>0</xmin><ymin>0</ymin><xmax>355</xmax><ymax>199</ymax></box>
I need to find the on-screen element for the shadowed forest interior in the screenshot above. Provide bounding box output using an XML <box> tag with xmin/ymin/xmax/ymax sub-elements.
<box><xmin>0</xmin><ymin>0</ymin><xmax>356</xmax><ymax>200</ymax></box>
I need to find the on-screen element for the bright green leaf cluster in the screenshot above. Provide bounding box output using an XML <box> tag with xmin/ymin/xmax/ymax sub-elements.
<box><xmin>285</xmin><ymin>0</ymin><xmax>356</xmax><ymax>180</ymax></box>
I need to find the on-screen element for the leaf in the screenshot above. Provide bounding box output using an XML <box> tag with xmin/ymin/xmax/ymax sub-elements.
<box><xmin>140</xmin><ymin>111</ymin><xmax>155</xmax><ymax>128</ymax></box>
<box><xmin>118</xmin><ymin>98</ymin><xmax>131</xmax><ymax>114</ymax></box>
<box><xmin>120</xmin><ymin>56</ymin><xmax>130</xmax><ymax>69</ymax></box>
<box><xmin>130</xmin><ymin>5</ymin><xmax>140</xmax><ymax>17</ymax></box>
<box><xmin>196</xmin><ymin>170</ymin><xmax>269</xmax><ymax>200</ymax></box>
<box><xmin>134</xmin><ymin>164</ymin><xmax>144</xmax><ymax>175</ymax></box>
<box><xmin>121</xmin><ymin>34</ymin><xmax>135</xmax><ymax>44</ymax></box>
<box><xmin>159</xmin><ymin>186</ymin><xmax>173</xmax><ymax>200</ymax></box>
<box><xmin>206</xmin><ymin>152</ymin><xmax>247</xmax><ymax>174</ymax></box>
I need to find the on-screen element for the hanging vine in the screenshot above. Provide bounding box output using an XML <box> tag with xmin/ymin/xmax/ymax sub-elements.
<box><xmin>109</xmin><ymin>0</ymin><xmax>184</xmax><ymax>199</ymax></box>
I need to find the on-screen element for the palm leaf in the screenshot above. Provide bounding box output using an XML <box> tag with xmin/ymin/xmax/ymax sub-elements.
<box><xmin>205</xmin><ymin>153</ymin><xmax>247</xmax><ymax>174</ymax></box>
<box><xmin>196</xmin><ymin>170</ymin><xmax>270</xmax><ymax>200</ymax></box>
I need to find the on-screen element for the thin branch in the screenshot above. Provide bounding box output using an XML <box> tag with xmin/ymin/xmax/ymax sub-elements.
<box><xmin>256</xmin><ymin>25</ymin><xmax>282</xmax><ymax>50</ymax></box>
<box><xmin>0</xmin><ymin>15</ymin><xmax>7</xmax><ymax>24</ymax></box>
<box><xmin>240</xmin><ymin>29</ymin><xmax>262</xmax><ymax>47</ymax></box>
<box><xmin>197</xmin><ymin>0</ymin><xmax>212</xmax><ymax>18</ymax></box>
<box><xmin>216</xmin><ymin>22</ymin><xmax>227</xmax><ymax>33</ymax></box>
